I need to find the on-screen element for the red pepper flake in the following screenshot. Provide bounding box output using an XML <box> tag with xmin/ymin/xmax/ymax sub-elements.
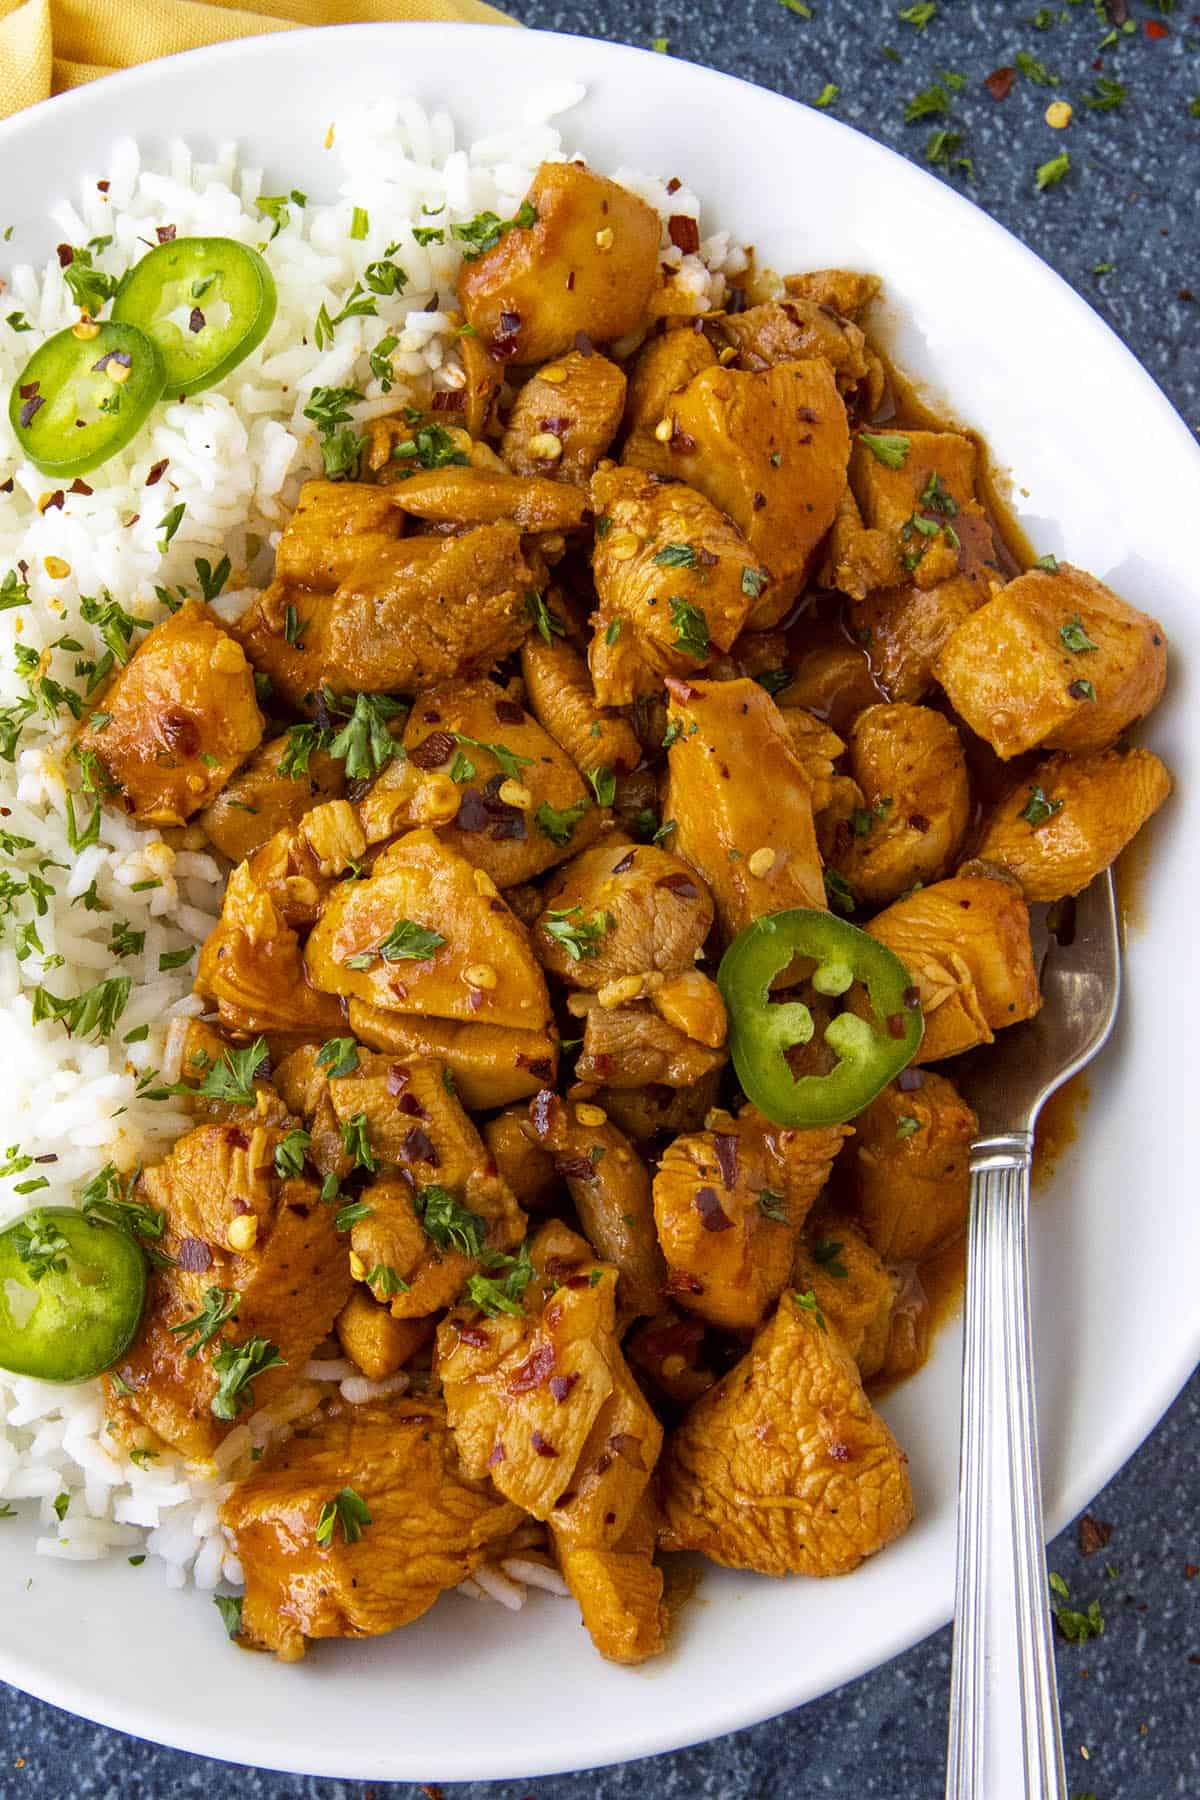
<box><xmin>96</xmin><ymin>180</ymin><xmax>111</xmax><ymax>193</ymax></box>
<box><xmin>507</xmin><ymin>1340</ymin><xmax>555</xmax><ymax>1394</ymax></box>
<box><xmin>668</xmin><ymin>215</ymin><xmax>701</xmax><ymax>255</ymax></box>
<box><xmin>666</xmin><ymin>176</ymin><xmax>682</xmax><ymax>195</ymax></box>
<box><xmin>91</xmin><ymin>349</ymin><xmax>131</xmax><ymax>373</ymax></box>
<box><xmin>555</xmin><ymin>1155</ymin><xmax>594</xmax><ymax>1181</ymax></box>
<box><xmin>0</xmin><ymin>479</ymin><xmax>12</xmax><ymax>494</ymax></box>
<box><xmin>664</xmin><ymin>1268</ymin><xmax>704</xmax><ymax>1296</ymax></box>
<box><xmin>188</xmin><ymin>308</ymin><xmax>205</xmax><ymax>334</ymax></box>
<box><xmin>39</xmin><ymin>489</ymin><xmax>64</xmax><ymax>512</ymax></box>
<box><xmin>396</xmin><ymin>1091</ymin><xmax>429</xmax><ymax>1119</ymax></box>
<box><xmin>401</xmin><ymin>1126</ymin><xmax>438</xmax><ymax>1166</ymax></box>
<box><xmin>19</xmin><ymin>393</ymin><xmax>44</xmax><ymax>429</ymax></box>
<box><xmin>607</xmin><ymin>1432</ymin><xmax>645</xmax><ymax>1468</ymax></box>
<box><xmin>902</xmin><ymin>985</ymin><xmax>921</xmax><ymax>1009</ymax></box>
<box><xmin>549</xmin><ymin>1373</ymin><xmax>579</xmax><ymax>1403</ymax></box>
<box><xmin>1079</xmin><ymin>1513</ymin><xmax>1113</xmax><ymax>1556</ymax></box>
<box><xmin>68</xmin><ymin>478</ymin><xmax>93</xmax><ymax>496</ymax></box>
<box><xmin>656</xmin><ymin>872</ymin><xmax>699</xmax><ymax>899</ymax></box>
<box><xmin>1184</xmin><ymin>1562</ymin><xmax>1198</xmax><ymax>1580</ymax></box>
<box><xmin>458</xmin><ymin>1323</ymin><xmax>489</xmax><ymax>1348</ymax></box>
<box><xmin>494</xmin><ymin>698</ymin><xmax>524</xmax><ymax>725</ymax></box>
<box><xmin>431</xmin><ymin>388</ymin><xmax>464</xmax><ymax>411</ymax></box>
<box><xmin>531</xmin><ymin>1429</ymin><xmax>557</xmax><ymax>1458</ymax></box>
<box><xmin>573</xmin><ymin>329</ymin><xmax>594</xmax><ymax>357</ymax></box>
<box><xmin>485</xmin><ymin>1442</ymin><xmax>505</xmax><ymax>1466</ymax></box>
<box><xmin>385</xmin><ymin>1063</ymin><xmax>411</xmax><ymax>1096</ymax></box>
<box><xmin>886</xmin><ymin>1012</ymin><xmax>907</xmax><ymax>1039</ymax></box>
<box><xmin>145</xmin><ymin>458</ymin><xmax>169</xmax><ymax>486</ymax></box>
<box><xmin>1145</xmin><ymin>17</ymin><xmax>1168</xmax><ymax>36</ymax></box>
<box><xmin>695</xmin><ymin>1185</ymin><xmax>734</xmax><ymax>1232</ymax></box>
<box><xmin>156</xmin><ymin>224</ymin><xmax>177</xmax><ymax>243</ymax></box>
<box><xmin>408</xmin><ymin>729</ymin><xmax>456</xmax><ymax>769</ymax></box>
<box><xmin>713</xmin><ymin>1132</ymin><xmax>739</xmax><ymax>1191</ymax></box>
<box><xmin>985</xmin><ymin>66</ymin><xmax>1015</xmax><ymax>101</ymax></box>
<box><xmin>225</xmin><ymin>1127</ymin><xmax>251</xmax><ymax>1150</ymax></box>
<box><xmin>177</xmin><ymin>1237</ymin><xmax>213</xmax><ymax>1273</ymax></box>
<box><xmin>611</xmin><ymin>850</ymin><xmax>636</xmax><ymax>875</ymax></box>
<box><xmin>56</xmin><ymin>243</ymin><xmax>74</xmax><ymax>268</ymax></box>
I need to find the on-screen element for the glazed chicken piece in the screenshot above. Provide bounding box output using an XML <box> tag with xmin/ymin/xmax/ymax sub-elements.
<box><xmin>396</xmin><ymin>676</ymin><xmax>603</xmax><ymax>887</ymax></box>
<box><xmin>482</xmin><ymin>1106</ymin><xmax>559</xmax><ymax>1212</ymax></box>
<box><xmin>335</xmin><ymin>1290</ymin><xmax>434</xmax><ymax>1382</ymax></box>
<box><xmin>525</xmin><ymin>1087</ymin><xmax>665</xmax><ymax>1321</ymax></box>
<box><xmin>652</xmin><ymin>1107</ymin><xmax>851</xmax><ymax>1332</ymax></box>
<box><xmin>532</xmin><ymin>839</ymin><xmax>713</xmax><ymax>990</ymax></box>
<box><xmin>304</xmin><ymin>828</ymin><xmax>553</xmax><ymax>1036</ymax></box>
<box><xmin>718</xmin><ymin>298</ymin><xmax>870</xmax><ymax>395</ymax></box>
<box><xmin>219</xmin><ymin>1396</ymin><xmax>523</xmax><ymax>1660</ymax></box>
<box><xmin>776</xmin><ymin>708</ymin><xmax>846</xmax><ymax>814</ymax></box>
<box><xmin>194</xmin><ymin>856</ymin><xmax>346</xmax><ymax>1039</ymax></box>
<box><xmin>624</xmin><ymin>1308</ymin><xmax>715</xmax><ymax>1407</ymax></box>
<box><xmin>105</xmin><ymin>1118</ymin><xmax>351</xmax><ymax>1461</ymax></box>
<box><xmin>621</xmin><ymin>326</ymin><xmax>717</xmax><ymax>465</ymax></box>
<box><xmin>854</xmin><ymin>575</ymin><xmax>985</xmax><ymax>705</ymax></box>
<box><xmin>557</xmin><ymin>1493</ymin><xmax>667</xmax><ymax>1666</ymax></box>
<box><xmin>826</xmin><ymin>703</ymin><xmax>971</xmax><ymax>906</ymax></box>
<box><xmin>348</xmin><ymin>1002</ymin><xmax>558</xmax><ymax>1112</ymax></box>
<box><xmin>233</xmin><ymin>523</ymin><xmax>533</xmax><ymax>708</ymax></box>
<box><xmin>792</xmin><ymin>1217</ymin><xmax>899</xmax><ymax>1383</ymax></box>
<box><xmin>76</xmin><ymin>601</ymin><xmax>263</xmax><ymax>828</ymax></box>
<box><xmin>199</xmin><ymin>729</ymin><xmax>347</xmax><ymax>864</ymax></box>
<box><xmin>383</xmin><ymin>465</ymin><xmax>587</xmax><ymax>534</ymax></box>
<box><xmin>866</xmin><ymin>872</ymin><xmax>1041</xmax><ymax>1063</ymax></box>
<box><xmin>783</xmin><ymin>268</ymin><xmax>881</xmax><ymax>318</ymax></box>
<box><xmin>587</xmin><ymin>465</ymin><xmax>763</xmax><ymax>701</ymax></box>
<box><xmin>822</xmin><ymin>489</ymin><xmax>897</xmax><ymax>604</ymax></box>
<box><xmin>845</xmin><ymin>1071</ymin><xmax>976</xmax><ymax>1263</ymax></box>
<box><xmin>502</xmin><ymin>349</ymin><xmax>627</xmax><ymax>485</ymax></box>
<box><xmin>774</xmin><ymin>621</ymin><xmax>883</xmax><ymax>734</ymax></box>
<box><xmin>934</xmin><ymin>563</ymin><xmax>1168</xmax><ymax>759</ymax></box>
<box><xmin>624</xmin><ymin>359</ymin><xmax>850</xmax><ymax>629</ymax></box>
<box><xmin>520</xmin><ymin>609</ymin><xmax>642</xmax><ymax>778</ymax></box>
<box><xmin>847</xmin><ymin>428</ymin><xmax>1001</xmax><ymax>598</ymax></box>
<box><xmin>663</xmin><ymin>677</ymin><xmax>826</xmax><ymax>939</ymax></box>
<box><xmin>597</xmin><ymin>1071</ymin><xmax>723</xmax><ymax>1148</ymax></box>
<box><xmin>437</xmin><ymin>1220</ymin><xmax>663</xmax><ymax>1533</ymax></box>
<box><xmin>658</xmin><ymin>1287</ymin><xmax>914</xmax><ymax>1576</ymax></box>
<box><xmin>573</xmin><ymin>995</ymin><xmax>727</xmax><ymax>1091</ymax></box>
<box><xmin>272</xmin><ymin>479</ymin><xmax>406</xmax><ymax>590</ymax></box>
<box><xmin>975</xmin><ymin>746</ymin><xmax>1172</xmax><ymax>902</ymax></box>
<box><xmin>456</xmin><ymin>161</ymin><xmax>661</xmax><ymax>362</ymax></box>
<box><xmin>274</xmin><ymin>1045</ymin><xmax>525</xmax><ymax>1318</ymax></box>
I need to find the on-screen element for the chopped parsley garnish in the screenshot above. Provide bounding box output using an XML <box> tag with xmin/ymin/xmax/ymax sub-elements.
<box><xmin>451</xmin><ymin>200</ymin><xmax>537</xmax><ymax>262</ymax></box>
<box><xmin>335</xmin><ymin>1199</ymin><xmax>374</xmax><ymax>1232</ymax></box>
<box><xmin>80</xmin><ymin>1164</ymin><xmax>166</xmax><ymax>1245</ymax></box>
<box><xmin>1035</xmin><ymin>152</ymin><xmax>1070</xmax><ymax>193</ymax></box>
<box><xmin>273</xmin><ymin>1129</ymin><xmax>311</xmax><ymax>1179</ymax></box>
<box><xmin>896</xmin><ymin>1115</ymin><xmax>922</xmax><ymax>1139</ymax></box>
<box><xmin>169</xmin><ymin>1287</ymin><xmax>242</xmax><ymax>1357</ymax></box>
<box><xmin>157</xmin><ymin>503</ymin><xmax>185</xmax><ymax>554</ymax></box>
<box><xmin>325</xmin><ymin>690</ymin><xmax>406</xmax><ymax>779</ymax></box>
<box><xmin>418</xmin><ymin>1185</ymin><xmax>488</xmax><ymax>1258</ymax></box>
<box><xmin>792</xmin><ymin>1288</ymin><xmax>828</xmax><ymax>1331</ymax></box>
<box><xmin>62</xmin><ymin>244</ymin><xmax>120</xmax><ymax>316</ymax></box>
<box><xmin>4</xmin><ymin>312</ymin><xmax>31</xmax><ymax>334</ymax></box>
<box><xmin>585</xmin><ymin>764</ymin><xmax>616</xmax><ymax>808</ymax></box>
<box><xmin>1084</xmin><ymin>75</ymin><xmax>1126</xmax><ymax>111</ymax></box>
<box><xmin>823</xmin><ymin>870</ymin><xmax>856</xmax><ymax>915</ymax></box>
<box><xmin>194</xmin><ymin>555</ymin><xmax>231</xmax><ymax>603</ymax></box>
<box><xmin>0</xmin><ymin>569</ymin><xmax>30</xmax><ymax>611</ymax></box>
<box><xmin>858</xmin><ymin>431</ymin><xmax>911</xmax><ymax>469</ymax></box>
<box><xmin>1069</xmin><ymin>679</ymin><xmax>1097</xmax><ymax>702</ymax></box>
<box><xmin>758</xmin><ymin>1189</ymin><xmax>789</xmax><ymax>1222</ymax></box>
<box><xmin>450</xmin><ymin>733</ymin><xmax>532</xmax><ymax>783</ymax></box>
<box><xmin>465</xmin><ymin>1242</ymin><xmax>537</xmax><ymax>1316</ymax></box>
<box><xmin>302</xmin><ymin>385</ymin><xmax>365</xmax><ymax>481</ymax></box>
<box><xmin>349</xmin><ymin>206</ymin><xmax>369</xmax><ymax>240</ymax></box>
<box><xmin>1048</xmin><ymin>1572</ymin><xmax>1105</xmax><ymax>1643</ymax></box>
<box><xmin>313</xmin><ymin>282</ymin><xmax>377</xmax><ymax>349</ymax></box>
<box><xmin>79</xmin><ymin>590</ymin><xmax>151</xmax><ymax>674</ymax></box>
<box><xmin>605</xmin><ymin>617</ymin><xmax>623</xmax><ymax>646</ymax></box>
<box><xmin>653</xmin><ymin>542</ymin><xmax>697</xmax><ymax>569</ymax></box>
<box><xmin>670</xmin><ymin>597</ymin><xmax>710</xmax><ymax>659</ymax></box>
<box><xmin>283</xmin><ymin>603</ymin><xmax>306</xmax><ymax>646</ymax></box>
<box><xmin>389</xmin><ymin>422</ymin><xmax>469</xmax><ymax>472</ymax></box>
<box><xmin>211</xmin><ymin>1338</ymin><xmax>285</xmax><ymax>1420</ymax></box>
<box><xmin>344</xmin><ymin>918</ymin><xmax>446</xmax><ymax>970</ymax></box>
<box><xmin>53</xmin><ymin>1492</ymin><xmax>70</xmax><ymax>1522</ymax></box>
<box><xmin>368</xmin><ymin>1264</ymin><xmax>409</xmax><ymax>1297</ymax></box>
<box><xmin>158</xmin><ymin>947</ymin><xmax>194</xmax><ymax>972</ymax></box>
<box><xmin>1015</xmin><ymin>49</ymin><xmax>1057</xmax><ymax>87</ymax></box>
<box><xmin>255</xmin><ymin>190</ymin><xmax>306</xmax><ymax>239</ymax></box>
<box><xmin>363</xmin><ymin>257</ymin><xmax>407</xmax><ymax>297</ymax></box>
<box><xmin>185</xmin><ymin>1037</ymin><xmax>269</xmax><ymax>1105</ymax></box>
<box><xmin>339</xmin><ymin>1113</ymin><xmax>378</xmax><ymax>1173</ymax></box>
<box><xmin>316</xmin><ymin>1037</ymin><xmax>359</xmax><ymax>1079</ymax></box>
<box><xmin>31</xmin><ymin>975</ymin><xmax>130</xmax><ymax>1041</ymax></box>
<box><xmin>898</xmin><ymin>0</ymin><xmax>936</xmax><ymax>28</ymax></box>
<box><xmin>535</xmin><ymin>797</ymin><xmax>590</xmax><ymax>847</ymax></box>
<box><xmin>1060</xmin><ymin>616</ymin><xmax>1098</xmax><ymax>654</ymax></box>
<box><xmin>412</xmin><ymin>225</ymin><xmax>444</xmax><ymax>247</ymax></box>
<box><xmin>542</xmin><ymin>904</ymin><xmax>612</xmax><ymax>962</ymax></box>
<box><xmin>449</xmin><ymin>749</ymin><xmax>476</xmax><ymax>782</ymax></box>
<box><xmin>213</xmin><ymin>1594</ymin><xmax>243</xmax><ymax>1638</ymax></box>
<box><xmin>904</xmin><ymin>85</ymin><xmax>948</xmax><ymax>123</ymax></box>
<box><xmin>1035</xmin><ymin>553</ymin><xmax>1060</xmax><ymax>574</ymax></box>
<box><xmin>1019</xmin><ymin>785</ymin><xmax>1063</xmax><ymax>829</ymax></box>
<box><xmin>368</xmin><ymin>332</ymin><xmax>399</xmax><ymax>390</ymax></box>
<box><xmin>813</xmin><ymin>83</ymin><xmax>839</xmax><ymax>109</ymax></box>
<box><xmin>812</xmin><ymin>1237</ymin><xmax>849</xmax><ymax>1278</ymax></box>
<box><xmin>525</xmin><ymin>590</ymin><xmax>565</xmax><ymax>645</ymax></box>
<box><xmin>315</xmin><ymin>1486</ymin><xmax>372</xmax><ymax>1548</ymax></box>
<box><xmin>278</xmin><ymin>722</ymin><xmax>329</xmax><ymax>778</ymax></box>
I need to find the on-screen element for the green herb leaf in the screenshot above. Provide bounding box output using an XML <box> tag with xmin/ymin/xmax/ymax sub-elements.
<box><xmin>904</xmin><ymin>85</ymin><xmax>948</xmax><ymax>122</ymax></box>
<box><xmin>585</xmin><ymin>764</ymin><xmax>616</xmax><ymax>808</ymax></box>
<box><xmin>653</xmin><ymin>542</ymin><xmax>698</xmax><ymax>569</ymax></box>
<box><xmin>274</xmin><ymin>1129</ymin><xmax>311</xmax><ymax>1180</ymax></box>
<box><xmin>31</xmin><ymin>975</ymin><xmax>130</xmax><ymax>1041</ymax></box>
<box><xmin>343</xmin><ymin>918</ymin><xmax>446</xmax><ymax>970</ymax></box>
<box><xmin>669</xmin><ymin>597</ymin><xmax>710</xmax><ymax>659</ymax></box>
<box><xmin>210</xmin><ymin>1337</ymin><xmax>285</xmax><ymax>1420</ymax></box>
<box><xmin>367</xmin><ymin>1263</ymin><xmax>409</xmax><ymax>1297</ymax></box>
<box><xmin>1035</xmin><ymin>151</ymin><xmax>1070</xmax><ymax>192</ymax></box>
<box><xmin>277</xmin><ymin>722</ymin><xmax>329</xmax><ymax>779</ymax></box>
<box><xmin>896</xmin><ymin>1114</ymin><xmax>922</xmax><ymax>1139</ymax></box>
<box><xmin>316</xmin><ymin>1037</ymin><xmax>359</xmax><ymax>1079</ymax></box>
<box><xmin>213</xmin><ymin>1594</ymin><xmax>243</xmax><ymax>1637</ymax></box>
<box><xmin>1019</xmin><ymin>785</ymin><xmax>1063</xmax><ymax>829</ymax></box>
<box><xmin>466</xmin><ymin>1242</ymin><xmax>537</xmax><ymax>1316</ymax></box>
<box><xmin>450</xmin><ymin>732</ymin><xmax>532</xmax><ymax>784</ymax></box>
<box><xmin>535</xmin><ymin>797</ymin><xmax>591</xmax><ymax>847</ymax></box>
<box><xmin>758</xmin><ymin>1189</ymin><xmax>789</xmax><ymax>1222</ymax></box>
<box><xmin>316</xmin><ymin>1486</ymin><xmax>372</xmax><ymax>1548</ymax></box>
<box><xmin>812</xmin><ymin>1237</ymin><xmax>849</xmax><ymax>1278</ymax></box>
<box><xmin>792</xmin><ymin>1288</ymin><xmax>828</xmax><ymax>1331</ymax></box>
<box><xmin>1084</xmin><ymin>75</ymin><xmax>1126</xmax><ymax>110</ymax></box>
<box><xmin>169</xmin><ymin>1287</ymin><xmax>242</xmax><ymax>1357</ymax></box>
<box><xmin>418</xmin><ymin>1185</ymin><xmax>488</xmax><ymax>1258</ymax></box>
<box><xmin>1016</xmin><ymin>49</ymin><xmax>1057</xmax><ymax>86</ymax></box>
<box><xmin>898</xmin><ymin>0</ymin><xmax>936</xmax><ymax>28</ymax></box>
<box><xmin>1060</xmin><ymin>615</ymin><xmax>1098</xmax><ymax>653</ymax></box>
<box><xmin>542</xmin><ymin>904</ymin><xmax>612</xmax><ymax>962</ymax></box>
<box><xmin>339</xmin><ymin>1112</ymin><xmax>377</xmax><ymax>1173</ymax></box>
<box><xmin>1036</xmin><ymin>553</ymin><xmax>1060</xmax><ymax>573</ymax></box>
<box><xmin>11</xmin><ymin>1211</ymin><xmax>71</xmax><ymax>1281</ymax></box>
<box><xmin>451</xmin><ymin>201</ymin><xmax>538</xmax><ymax>262</ymax></box>
<box><xmin>741</xmin><ymin>565</ymin><xmax>768</xmax><ymax>599</ymax></box>
<box><xmin>813</xmin><ymin>83</ymin><xmax>839</xmax><ymax>109</ymax></box>
<box><xmin>335</xmin><ymin>1200</ymin><xmax>374</xmax><ymax>1232</ymax></box>
<box><xmin>823</xmin><ymin>870</ymin><xmax>856</xmax><ymax>915</ymax></box>
<box><xmin>858</xmin><ymin>431</ymin><xmax>911</xmax><ymax>468</ymax></box>
<box><xmin>325</xmin><ymin>690</ymin><xmax>406</xmax><ymax>779</ymax></box>
<box><xmin>525</xmin><ymin>590</ymin><xmax>565</xmax><ymax>646</ymax></box>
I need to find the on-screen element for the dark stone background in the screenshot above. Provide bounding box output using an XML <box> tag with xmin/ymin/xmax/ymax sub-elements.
<box><xmin>2</xmin><ymin>3</ymin><xmax>1197</xmax><ymax>1794</ymax></box>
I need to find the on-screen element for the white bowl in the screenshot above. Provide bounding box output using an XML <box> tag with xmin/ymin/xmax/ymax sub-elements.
<box><xmin>1</xmin><ymin>23</ymin><xmax>1197</xmax><ymax>1782</ymax></box>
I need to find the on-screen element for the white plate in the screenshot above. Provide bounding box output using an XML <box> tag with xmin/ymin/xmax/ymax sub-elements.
<box><xmin>0</xmin><ymin>24</ymin><xmax>1197</xmax><ymax>1783</ymax></box>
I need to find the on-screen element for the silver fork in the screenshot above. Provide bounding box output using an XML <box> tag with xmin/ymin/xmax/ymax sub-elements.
<box><xmin>944</xmin><ymin>870</ymin><xmax>1122</xmax><ymax>1800</ymax></box>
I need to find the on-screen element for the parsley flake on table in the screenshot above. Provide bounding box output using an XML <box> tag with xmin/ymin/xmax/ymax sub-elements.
<box><xmin>813</xmin><ymin>83</ymin><xmax>839</xmax><ymax>109</ymax></box>
<box><xmin>1035</xmin><ymin>151</ymin><xmax>1071</xmax><ymax>192</ymax></box>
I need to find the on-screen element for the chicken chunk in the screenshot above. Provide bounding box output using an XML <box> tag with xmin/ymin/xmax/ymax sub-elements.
<box><xmin>597</xmin><ymin>1071</ymin><xmax>723</xmax><ymax>1147</ymax></box>
<box><xmin>718</xmin><ymin>298</ymin><xmax>870</xmax><ymax>394</ymax></box>
<box><xmin>277</xmin><ymin>1046</ymin><xmax>525</xmax><ymax>1317</ymax></box>
<box><xmin>625</xmin><ymin>359</ymin><xmax>850</xmax><ymax>628</ymax></box>
<box><xmin>866</xmin><ymin>872</ymin><xmax>1041</xmax><ymax>1063</ymax></box>
<box><xmin>398</xmin><ymin>677</ymin><xmax>603</xmax><ymax>887</ymax></box>
<box><xmin>845</xmin><ymin>1072</ymin><xmax>975</xmax><ymax>1263</ymax></box>
<box><xmin>304</xmin><ymin>828</ymin><xmax>553</xmax><ymax>1034</ymax></box>
<box><xmin>503</xmin><ymin>350</ymin><xmax>627</xmax><ymax>485</ymax></box>
<box><xmin>199</xmin><ymin>730</ymin><xmax>347</xmax><ymax>864</ymax></box>
<box><xmin>652</xmin><ymin>1107</ymin><xmax>850</xmax><ymax>1332</ymax></box>
<box><xmin>348</xmin><ymin>1001</ymin><xmax>558</xmax><ymax>1111</ymax></box>
<box><xmin>232</xmin><ymin>524</ymin><xmax>533</xmax><ymax>707</ymax></box>
<box><xmin>195</xmin><ymin>858</ymin><xmax>345</xmax><ymax>1039</ymax></box>
<box><xmin>658</xmin><ymin>1288</ymin><xmax>914</xmax><ymax>1576</ymax></box>
<box><xmin>335</xmin><ymin>1289</ymin><xmax>433</xmax><ymax>1382</ymax></box>
<box><xmin>663</xmin><ymin>677</ymin><xmax>825</xmax><ymax>939</ymax></box>
<box><xmin>436</xmin><ymin>1221</ymin><xmax>663</xmax><ymax>1537</ymax></box>
<box><xmin>557</xmin><ymin>1493</ymin><xmax>666</xmax><ymax>1665</ymax></box>
<box><xmin>482</xmin><ymin>1107</ymin><xmax>559</xmax><ymax>1213</ymax></box>
<box><xmin>587</xmin><ymin>465</ymin><xmax>762</xmax><ymax>701</ymax></box>
<box><xmin>573</xmin><ymin>999</ymin><xmax>726</xmax><ymax>1091</ymax></box>
<box><xmin>526</xmin><ymin>1088</ymin><xmax>664</xmax><ymax>1322</ymax></box>
<box><xmin>822</xmin><ymin>488</ymin><xmax>897</xmax><ymax>604</ymax></box>
<box><xmin>776</xmin><ymin>622</ymin><xmax>883</xmax><ymax>733</ymax></box>
<box><xmin>974</xmin><ymin>746</ymin><xmax>1172</xmax><ymax>902</ymax></box>
<box><xmin>105</xmin><ymin>1119</ymin><xmax>351</xmax><ymax>1460</ymax></box>
<box><xmin>792</xmin><ymin>1217</ymin><xmax>898</xmax><ymax>1382</ymax></box>
<box><xmin>533</xmin><ymin>840</ymin><xmax>713</xmax><ymax>990</ymax></box>
<box><xmin>219</xmin><ymin>1396</ymin><xmax>522</xmax><ymax>1660</ymax></box>
<box><xmin>848</xmin><ymin>428</ymin><xmax>1001</xmax><ymax>598</ymax></box>
<box><xmin>934</xmin><ymin>563</ymin><xmax>1168</xmax><ymax>759</ymax></box>
<box><xmin>76</xmin><ymin>601</ymin><xmax>263</xmax><ymax>827</ymax></box>
<box><xmin>272</xmin><ymin>479</ymin><xmax>405</xmax><ymax>590</ymax></box>
<box><xmin>621</xmin><ymin>326</ymin><xmax>717</xmax><ymax>465</ymax></box>
<box><xmin>827</xmin><ymin>703</ymin><xmax>970</xmax><ymax>906</ymax></box>
<box><xmin>774</xmin><ymin>709</ymin><xmax>846</xmax><ymax>815</ymax></box>
<box><xmin>783</xmin><ymin>268</ymin><xmax>881</xmax><ymax>318</ymax></box>
<box><xmin>854</xmin><ymin>575</ymin><xmax>985</xmax><ymax>704</ymax></box>
<box><xmin>520</xmin><ymin>615</ymin><xmax>642</xmax><ymax>777</ymax></box>
<box><xmin>457</xmin><ymin>162</ymin><xmax>661</xmax><ymax>362</ymax></box>
<box><xmin>384</xmin><ymin>465</ymin><xmax>587</xmax><ymax>534</ymax></box>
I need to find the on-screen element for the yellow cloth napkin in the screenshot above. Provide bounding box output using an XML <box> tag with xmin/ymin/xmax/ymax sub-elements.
<box><xmin>0</xmin><ymin>0</ymin><xmax>511</xmax><ymax>121</ymax></box>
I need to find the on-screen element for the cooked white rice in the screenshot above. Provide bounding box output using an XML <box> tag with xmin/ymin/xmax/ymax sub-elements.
<box><xmin>0</xmin><ymin>87</ymin><xmax>745</xmax><ymax>1602</ymax></box>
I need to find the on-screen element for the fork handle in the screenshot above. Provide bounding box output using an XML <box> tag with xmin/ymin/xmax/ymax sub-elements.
<box><xmin>945</xmin><ymin>1132</ymin><xmax>1068</xmax><ymax>1800</ymax></box>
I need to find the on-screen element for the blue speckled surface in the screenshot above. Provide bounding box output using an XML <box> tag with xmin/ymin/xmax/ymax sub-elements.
<box><xmin>2</xmin><ymin>3</ymin><xmax>1197</xmax><ymax>1794</ymax></box>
